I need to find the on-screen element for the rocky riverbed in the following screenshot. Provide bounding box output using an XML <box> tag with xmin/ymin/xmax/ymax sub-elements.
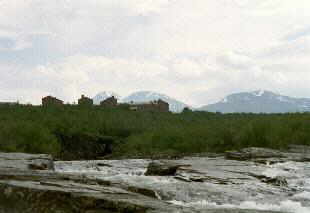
<box><xmin>1</xmin><ymin>145</ymin><xmax>310</xmax><ymax>212</ymax></box>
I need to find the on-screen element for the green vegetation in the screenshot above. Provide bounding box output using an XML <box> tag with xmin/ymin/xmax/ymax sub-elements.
<box><xmin>0</xmin><ymin>104</ymin><xmax>310</xmax><ymax>159</ymax></box>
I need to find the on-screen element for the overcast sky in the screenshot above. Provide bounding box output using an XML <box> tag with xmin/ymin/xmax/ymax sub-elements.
<box><xmin>0</xmin><ymin>0</ymin><xmax>310</xmax><ymax>106</ymax></box>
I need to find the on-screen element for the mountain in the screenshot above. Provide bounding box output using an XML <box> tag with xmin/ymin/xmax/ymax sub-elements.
<box><xmin>92</xmin><ymin>91</ymin><xmax>121</xmax><ymax>105</ymax></box>
<box><xmin>121</xmin><ymin>91</ymin><xmax>190</xmax><ymax>113</ymax></box>
<box><xmin>199</xmin><ymin>90</ymin><xmax>310</xmax><ymax>113</ymax></box>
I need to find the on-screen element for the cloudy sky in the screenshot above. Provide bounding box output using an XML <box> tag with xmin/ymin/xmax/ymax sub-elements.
<box><xmin>1</xmin><ymin>0</ymin><xmax>310</xmax><ymax>106</ymax></box>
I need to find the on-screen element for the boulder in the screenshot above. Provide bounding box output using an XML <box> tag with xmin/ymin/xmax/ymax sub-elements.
<box><xmin>145</xmin><ymin>161</ymin><xmax>183</xmax><ymax>176</ymax></box>
<box><xmin>226</xmin><ymin>147</ymin><xmax>284</xmax><ymax>161</ymax></box>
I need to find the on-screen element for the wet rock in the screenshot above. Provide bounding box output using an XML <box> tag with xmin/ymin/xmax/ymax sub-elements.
<box><xmin>249</xmin><ymin>173</ymin><xmax>288</xmax><ymax>187</ymax></box>
<box><xmin>0</xmin><ymin>152</ymin><xmax>54</xmax><ymax>171</ymax></box>
<box><xmin>288</xmin><ymin>145</ymin><xmax>310</xmax><ymax>154</ymax></box>
<box><xmin>145</xmin><ymin>161</ymin><xmax>183</xmax><ymax>176</ymax></box>
<box><xmin>226</xmin><ymin>148</ymin><xmax>284</xmax><ymax>161</ymax></box>
<box><xmin>0</xmin><ymin>152</ymin><xmax>293</xmax><ymax>213</ymax></box>
<box><xmin>264</xmin><ymin>176</ymin><xmax>288</xmax><ymax>187</ymax></box>
<box><xmin>127</xmin><ymin>186</ymin><xmax>159</xmax><ymax>199</ymax></box>
<box><xmin>0</xmin><ymin>180</ymin><xmax>149</xmax><ymax>213</ymax></box>
<box><xmin>96</xmin><ymin>162</ymin><xmax>113</xmax><ymax>167</ymax></box>
<box><xmin>252</xmin><ymin>158</ymin><xmax>285</xmax><ymax>165</ymax></box>
<box><xmin>0</xmin><ymin>153</ymin><xmax>194</xmax><ymax>213</ymax></box>
<box><xmin>3</xmin><ymin>153</ymin><xmax>262</xmax><ymax>213</ymax></box>
<box><xmin>174</xmin><ymin>175</ymin><xmax>192</xmax><ymax>182</ymax></box>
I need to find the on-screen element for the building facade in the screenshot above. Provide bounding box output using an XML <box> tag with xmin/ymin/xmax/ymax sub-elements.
<box><xmin>129</xmin><ymin>99</ymin><xmax>169</xmax><ymax>112</ymax></box>
<box><xmin>78</xmin><ymin>95</ymin><xmax>93</xmax><ymax>106</ymax></box>
<box><xmin>100</xmin><ymin>96</ymin><xmax>118</xmax><ymax>107</ymax></box>
<box><xmin>42</xmin><ymin>96</ymin><xmax>63</xmax><ymax>107</ymax></box>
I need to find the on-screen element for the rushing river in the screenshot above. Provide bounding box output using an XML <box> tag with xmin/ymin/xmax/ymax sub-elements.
<box><xmin>55</xmin><ymin>157</ymin><xmax>310</xmax><ymax>213</ymax></box>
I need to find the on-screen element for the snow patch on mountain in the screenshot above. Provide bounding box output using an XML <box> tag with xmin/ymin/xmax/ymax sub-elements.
<box><xmin>199</xmin><ymin>90</ymin><xmax>310</xmax><ymax>113</ymax></box>
<box><xmin>253</xmin><ymin>90</ymin><xmax>265</xmax><ymax>97</ymax></box>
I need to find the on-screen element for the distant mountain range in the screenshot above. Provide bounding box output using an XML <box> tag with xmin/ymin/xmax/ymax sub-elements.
<box><xmin>199</xmin><ymin>90</ymin><xmax>310</xmax><ymax>113</ymax></box>
<box><xmin>93</xmin><ymin>90</ymin><xmax>310</xmax><ymax>113</ymax></box>
<box><xmin>93</xmin><ymin>91</ymin><xmax>189</xmax><ymax>113</ymax></box>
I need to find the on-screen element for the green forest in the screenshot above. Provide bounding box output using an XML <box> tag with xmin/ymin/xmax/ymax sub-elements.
<box><xmin>0</xmin><ymin>104</ymin><xmax>310</xmax><ymax>160</ymax></box>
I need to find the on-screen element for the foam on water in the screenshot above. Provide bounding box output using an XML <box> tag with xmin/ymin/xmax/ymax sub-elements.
<box><xmin>55</xmin><ymin>158</ymin><xmax>310</xmax><ymax>213</ymax></box>
<box><xmin>169</xmin><ymin>200</ymin><xmax>310</xmax><ymax>213</ymax></box>
<box><xmin>294</xmin><ymin>191</ymin><xmax>310</xmax><ymax>200</ymax></box>
<box><xmin>262</xmin><ymin>161</ymin><xmax>302</xmax><ymax>178</ymax></box>
<box><xmin>169</xmin><ymin>161</ymin><xmax>310</xmax><ymax>213</ymax></box>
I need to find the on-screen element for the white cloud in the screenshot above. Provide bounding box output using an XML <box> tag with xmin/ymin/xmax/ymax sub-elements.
<box><xmin>29</xmin><ymin>55</ymin><xmax>170</xmax><ymax>103</ymax></box>
<box><xmin>1</xmin><ymin>0</ymin><xmax>310</xmax><ymax>106</ymax></box>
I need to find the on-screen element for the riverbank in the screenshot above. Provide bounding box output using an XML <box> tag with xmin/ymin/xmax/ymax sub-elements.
<box><xmin>1</xmin><ymin>105</ymin><xmax>310</xmax><ymax>160</ymax></box>
<box><xmin>1</xmin><ymin>146</ymin><xmax>310</xmax><ymax>212</ymax></box>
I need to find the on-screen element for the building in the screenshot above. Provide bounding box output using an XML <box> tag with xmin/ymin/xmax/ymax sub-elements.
<box><xmin>100</xmin><ymin>96</ymin><xmax>118</xmax><ymax>107</ymax></box>
<box><xmin>129</xmin><ymin>99</ymin><xmax>169</xmax><ymax>112</ymax></box>
<box><xmin>42</xmin><ymin>96</ymin><xmax>63</xmax><ymax>107</ymax></box>
<box><xmin>78</xmin><ymin>95</ymin><xmax>93</xmax><ymax>106</ymax></box>
<box><xmin>157</xmin><ymin>99</ymin><xmax>170</xmax><ymax>112</ymax></box>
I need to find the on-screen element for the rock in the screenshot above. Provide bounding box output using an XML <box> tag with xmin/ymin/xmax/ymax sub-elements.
<box><xmin>249</xmin><ymin>173</ymin><xmax>288</xmax><ymax>187</ymax></box>
<box><xmin>0</xmin><ymin>153</ymin><xmax>192</xmax><ymax>213</ymax></box>
<box><xmin>0</xmin><ymin>152</ymin><xmax>54</xmax><ymax>171</ymax></box>
<box><xmin>127</xmin><ymin>186</ymin><xmax>159</xmax><ymax>199</ymax></box>
<box><xmin>264</xmin><ymin>176</ymin><xmax>288</xmax><ymax>187</ymax></box>
<box><xmin>226</xmin><ymin>147</ymin><xmax>284</xmax><ymax>161</ymax></box>
<box><xmin>97</xmin><ymin>163</ymin><xmax>113</xmax><ymax>167</ymax></box>
<box><xmin>287</xmin><ymin>145</ymin><xmax>310</xmax><ymax>154</ymax></box>
<box><xmin>0</xmin><ymin>152</ymin><xmax>289</xmax><ymax>213</ymax></box>
<box><xmin>0</xmin><ymin>180</ymin><xmax>151</xmax><ymax>213</ymax></box>
<box><xmin>145</xmin><ymin>161</ymin><xmax>183</xmax><ymax>176</ymax></box>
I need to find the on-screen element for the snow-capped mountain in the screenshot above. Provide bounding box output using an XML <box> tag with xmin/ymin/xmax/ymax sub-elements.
<box><xmin>122</xmin><ymin>91</ymin><xmax>190</xmax><ymax>113</ymax></box>
<box><xmin>199</xmin><ymin>90</ymin><xmax>310</xmax><ymax>113</ymax></box>
<box><xmin>92</xmin><ymin>91</ymin><xmax>121</xmax><ymax>105</ymax></box>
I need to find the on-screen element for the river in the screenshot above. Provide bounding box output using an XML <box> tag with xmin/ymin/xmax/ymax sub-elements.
<box><xmin>55</xmin><ymin>153</ymin><xmax>310</xmax><ymax>213</ymax></box>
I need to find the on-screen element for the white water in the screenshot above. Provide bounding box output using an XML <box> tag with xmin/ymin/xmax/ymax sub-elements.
<box><xmin>170</xmin><ymin>200</ymin><xmax>310</xmax><ymax>213</ymax></box>
<box><xmin>55</xmin><ymin>159</ymin><xmax>310</xmax><ymax>213</ymax></box>
<box><xmin>171</xmin><ymin>161</ymin><xmax>310</xmax><ymax>213</ymax></box>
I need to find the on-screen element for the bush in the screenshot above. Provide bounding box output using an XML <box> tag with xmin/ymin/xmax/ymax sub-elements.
<box><xmin>0</xmin><ymin>121</ymin><xmax>60</xmax><ymax>155</ymax></box>
<box><xmin>0</xmin><ymin>105</ymin><xmax>310</xmax><ymax>159</ymax></box>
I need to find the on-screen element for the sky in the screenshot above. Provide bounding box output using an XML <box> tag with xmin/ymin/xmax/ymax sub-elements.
<box><xmin>0</xmin><ymin>0</ymin><xmax>310</xmax><ymax>107</ymax></box>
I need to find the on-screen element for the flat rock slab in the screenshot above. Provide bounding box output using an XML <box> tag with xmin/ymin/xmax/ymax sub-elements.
<box><xmin>0</xmin><ymin>152</ymin><xmax>285</xmax><ymax>213</ymax></box>
<box><xmin>0</xmin><ymin>180</ymin><xmax>281</xmax><ymax>213</ymax></box>
<box><xmin>0</xmin><ymin>152</ymin><xmax>54</xmax><ymax>171</ymax></box>
<box><xmin>225</xmin><ymin>147</ymin><xmax>310</xmax><ymax>163</ymax></box>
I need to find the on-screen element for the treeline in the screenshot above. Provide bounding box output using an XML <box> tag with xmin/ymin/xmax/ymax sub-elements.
<box><xmin>0</xmin><ymin>104</ymin><xmax>310</xmax><ymax>159</ymax></box>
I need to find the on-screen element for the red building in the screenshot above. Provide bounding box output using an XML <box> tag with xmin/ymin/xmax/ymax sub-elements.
<box><xmin>42</xmin><ymin>96</ymin><xmax>63</xmax><ymax>107</ymax></box>
<box><xmin>78</xmin><ymin>95</ymin><xmax>93</xmax><ymax>106</ymax></box>
<box><xmin>129</xmin><ymin>99</ymin><xmax>169</xmax><ymax>112</ymax></box>
<box><xmin>100</xmin><ymin>96</ymin><xmax>118</xmax><ymax>107</ymax></box>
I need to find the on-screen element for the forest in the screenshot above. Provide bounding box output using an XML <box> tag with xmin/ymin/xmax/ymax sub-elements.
<box><xmin>0</xmin><ymin>104</ymin><xmax>310</xmax><ymax>160</ymax></box>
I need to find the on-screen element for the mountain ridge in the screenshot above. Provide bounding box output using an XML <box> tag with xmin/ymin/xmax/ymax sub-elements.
<box><xmin>199</xmin><ymin>90</ymin><xmax>310</xmax><ymax>113</ymax></box>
